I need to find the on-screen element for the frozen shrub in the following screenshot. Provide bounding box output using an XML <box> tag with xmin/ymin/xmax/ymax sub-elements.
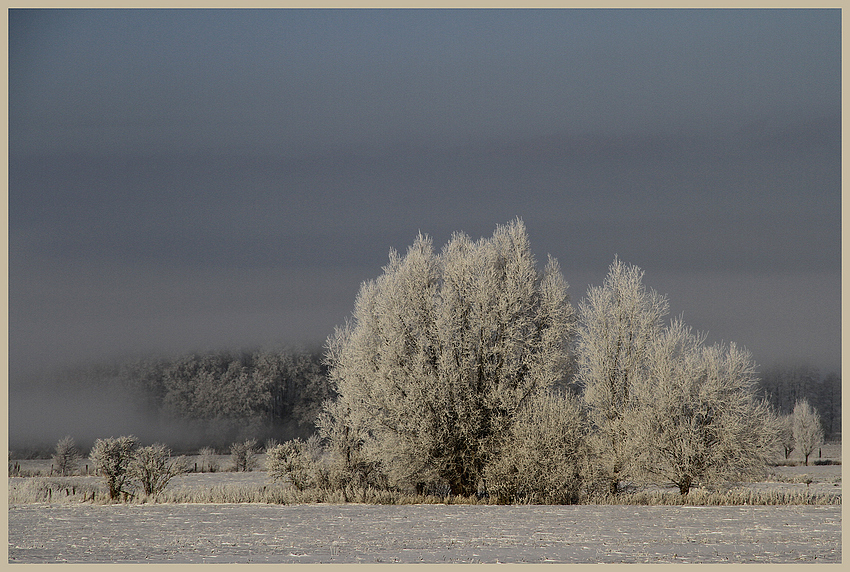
<box><xmin>90</xmin><ymin>435</ymin><xmax>138</xmax><ymax>501</ymax></box>
<box><xmin>316</xmin><ymin>399</ymin><xmax>387</xmax><ymax>491</ymax></box>
<box><xmin>52</xmin><ymin>435</ymin><xmax>81</xmax><ymax>476</ymax></box>
<box><xmin>485</xmin><ymin>391</ymin><xmax>588</xmax><ymax>504</ymax></box>
<box><xmin>628</xmin><ymin>321</ymin><xmax>780</xmax><ymax>495</ymax></box>
<box><xmin>129</xmin><ymin>443</ymin><xmax>187</xmax><ymax>496</ymax></box>
<box><xmin>266</xmin><ymin>439</ymin><xmax>314</xmax><ymax>491</ymax></box>
<box><xmin>230</xmin><ymin>438</ymin><xmax>259</xmax><ymax>472</ymax></box>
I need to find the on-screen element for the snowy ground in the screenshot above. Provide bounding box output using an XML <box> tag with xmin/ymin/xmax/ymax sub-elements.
<box><xmin>7</xmin><ymin>502</ymin><xmax>841</xmax><ymax>563</ymax></box>
<box><xmin>8</xmin><ymin>450</ymin><xmax>842</xmax><ymax>564</ymax></box>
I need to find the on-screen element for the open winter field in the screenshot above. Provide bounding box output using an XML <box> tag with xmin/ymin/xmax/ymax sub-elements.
<box><xmin>8</xmin><ymin>453</ymin><xmax>842</xmax><ymax>564</ymax></box>
<box><xmin>8</xmin><ymin>502</ymin><xmax>841</xmax><ymax>563</ymax></box>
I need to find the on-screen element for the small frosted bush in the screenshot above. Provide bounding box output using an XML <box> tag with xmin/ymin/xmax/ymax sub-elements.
<box><xmin>266</xmin><ymin>439</ymin><xmax>314</xmax><ymax>491</ymax></box>
<box><xmin>198</xmin><ymin>447</ymin><xmax>219</xmax><ymax>473</ymax></box>
<box><xmin>129</xmin><ymin>443</ymin><xmax>186</xmax><ymax>496</ymax></box>
<box><xmin>90</xmin><ymin>436</ymin><xmax>138</xmax><ymax>501</ymax></box>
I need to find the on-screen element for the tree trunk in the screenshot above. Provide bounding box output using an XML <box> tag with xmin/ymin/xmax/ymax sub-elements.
<box><xmin>446</xmin><ymin>460</ymin><xmax>477</xmax><ymax>497</ymax></box>
<box><xmin>448</xmin><ymin>474</ymin><xmax>476</xmax><ymax>497</ymax></box>
<box><xmin>678</xmin><ymin>475</ymin><xmax>692</xmax><ymax>495</ymax></box>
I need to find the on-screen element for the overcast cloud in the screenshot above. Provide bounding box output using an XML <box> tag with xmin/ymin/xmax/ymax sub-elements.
<box><xmin>9</xmin><ymin>9</ymin><xmax>841</xmax><ymax>386</ymax></box>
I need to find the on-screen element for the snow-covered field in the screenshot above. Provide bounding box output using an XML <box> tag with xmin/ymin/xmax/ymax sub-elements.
<box><xmin>8</xmin><ymin>453</ymin><xmax>842</xmax><ymax>563</ymax></box>
<box><xmin>8</xmin><ymin>502</ymin><xmax>841</xmax><ymax>563</ymax></box>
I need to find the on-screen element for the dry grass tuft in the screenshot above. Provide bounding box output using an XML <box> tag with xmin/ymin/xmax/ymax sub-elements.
<box><xmin>9</xmin><ymin>478</ymin><xmax>106</xmax><ymax>504</ymax></box>
<box><xmin>585</xmin><ymin>487</ymin><xmax>840</xmax><ymax>506</ymax></box>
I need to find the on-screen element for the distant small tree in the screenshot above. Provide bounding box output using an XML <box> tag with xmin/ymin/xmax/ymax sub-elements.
<box><xmin>129</xmin><ymin>443</ymin><xmax>186</xmax><ymax>496</ymax></box>
<box><xmin>778</xmin><ymin>414</ymin><xmax>795</xmax><ymax>460</ymax></box>
<box><xmin>52</xmin><ymin>435</ymin><xmax>81</xmax><ymax>476</ymax></box>
<box><xmin>230</xmin><ymin>438</ymin><xmax>259</xmax><ymax>472</ymax></box>
<box><xmin>819</xmin><ymin>371</ymin><xmax>841</xmax><ymax>439</ymax></box>
<box><xmin>90</xmin><ymin>436</ymin><xmax>138</xmax><ymax>501</ymax></box>
<box><xmin>792</xmin><ymin>399</ymin><xmax>824</xmax><ymax>466</ymax></box>
<box><xmin>198</xmin><ymin>446</ymin><xmax>219</xmax><ymax>473</ymax></box>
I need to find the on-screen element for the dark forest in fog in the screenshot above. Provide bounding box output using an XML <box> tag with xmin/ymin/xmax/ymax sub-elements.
<box><xmin>8</xmin><ymin>347</ymin><xmax>839</xmax><ymax>455</ymax></box>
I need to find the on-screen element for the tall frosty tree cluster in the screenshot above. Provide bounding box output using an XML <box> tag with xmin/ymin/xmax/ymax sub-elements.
<box><xmin>321</xmin><ymin>221</ymin><xmax>781</xmax><ymax>500</ymax></box>
<box><xmin>324</xmin><ymin>220</ymin><xmax>574</xmax><ymax>496</ymax></box>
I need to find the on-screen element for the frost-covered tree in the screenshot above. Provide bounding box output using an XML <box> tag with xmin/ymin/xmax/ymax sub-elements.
<box><xmin>575</xmin><ymin>256</ymin><xmax>669</xmax><ymax>494</ymax></box>
<box><xmin>792</xmin><ymin>399</ymin><xmax>824</xmax><ymax>466</ymax></box>
<box><xmin>129</xmin><ymin>443</ymin><xmax>186</xmax><ymax>496</ymax></box>
<box><xmin>198</xmin><ymin>446</ymin><xmax>219</xmax><ymax>473</ymax></box>
<box><xmin>52</xmin><ymin>435</ymin><xmax>81</xmax><ymax>476</ymax></box>
<box><xmin>90</xmin><ymin>436</ymin><xmax>138</xmax><ymax>501</ymax></box>
<box><xmin>229</xmin><ymin>438</ymin><xmax>259</xmax><ymax>472</ymax></box>
<box><xmin>326</xmin><ymin>220</ymin><xmax>574</xmax><ymax>495</ymax></box>
<box><xmin>629</xmin><ymin>319</ymin><xmax>779</xmax><ymax>494</ymax></box>
<box><xmin>485</xmin><ymin>390</ymin><xmax>588</xmax><ymax>504</ymax></box>
<box><xmin>818</xmin><ymin>371</ymin><xmax>841</xmax><ymax>439</ymax></box>
<box><xmin>778</xmin><ymin>414</ymin><xmax>795</xmax><ymax>460</ymax></box>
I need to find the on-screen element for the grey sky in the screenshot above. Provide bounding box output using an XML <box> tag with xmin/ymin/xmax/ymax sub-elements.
<box><xmin>9</xmin><ymin>9</ymin><xmax>841</xmax><ymax>382</ymax></box>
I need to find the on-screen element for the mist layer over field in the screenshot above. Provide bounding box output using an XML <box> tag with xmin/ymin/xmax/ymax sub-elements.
<box><xmin>9</xmin><ymin>381</ymin><xmax>227</xmax><ymax>452</ymax></box>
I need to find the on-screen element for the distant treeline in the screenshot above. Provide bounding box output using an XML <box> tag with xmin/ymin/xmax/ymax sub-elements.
<box><xmin>757</xmin><ymin>363</ymin><xmax>841</xmax><ymax>440</ymax></box>
<box><xmin>16</xmin><ymin>348</ymin><xmax>839</xmax><ymax>451</ymax></box>
<box><xmin>38</xmin><ymin>346</ymin><xmax>335</xmax><ymax>449</ymax></box>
